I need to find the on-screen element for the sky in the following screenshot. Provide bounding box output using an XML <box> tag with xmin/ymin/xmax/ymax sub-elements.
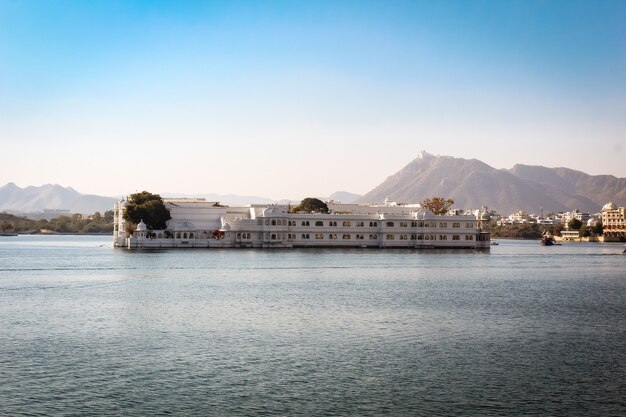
<box><xmin>1</xmin><ymin>0</ymin><xmax>625</xmax><ymax>200</ymax></box>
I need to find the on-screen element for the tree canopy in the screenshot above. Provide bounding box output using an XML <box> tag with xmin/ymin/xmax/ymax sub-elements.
<box><xmin>292</xmin><ymin>197</ymin><xmax>329</xmax><ymax>213</ymax></box>
<box><xmin>123</xmin><ymin>191</ymin><xmax>171</xmax><ymax>230</ymax></box>
<box><xmin>421</xmin><ymin>197</ymin><xmax>454</xmax><ymax>215</ymax></box>
<box><xmin>567</xmin><ymin>218</ymin><xmax>583</xmax><ymax>230</ymax></box>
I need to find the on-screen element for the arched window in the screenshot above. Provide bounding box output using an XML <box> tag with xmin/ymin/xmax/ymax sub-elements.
<box><xmin>183</xmin><ymin>233</ymin><xmax>188</xmax><ymax>239</ymax></box>
<box><xmin>315</xmin><ymin>221</ymin><xmax>324</xmax><ymax>226</ymax></box>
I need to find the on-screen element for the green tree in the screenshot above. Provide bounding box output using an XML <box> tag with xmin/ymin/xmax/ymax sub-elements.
<box><xmin>292</xmin><ymin>198</ymin><xmax>329</xmax><ymax>213</ymax></box>
<box><xmin>568</xmin><ymin>218</ymin><xmax>583</xmax><ymax>230</ymax></box>
<box><xmin>421</xmin><ymin>197</ymin><xmax>454</xmax><ymax>215</ymax></box>
<box><xmin>123</xmin><ymin>191</ymin><xmax>171</xmax><ymax>230</ymax></box>
<box><xmin>592</xmin><ymin>221</ymin><xmax>603</xmax><ymax>235</ymax></box>
<box><xmin>0</xmin><ymin>221</ymin><xmax>13</xmax><ymax>231</ymax></box>
<box><xmin>103</xmin><ymin>210</ymin><xmax>114</xmax><ymax>223</ymax></box>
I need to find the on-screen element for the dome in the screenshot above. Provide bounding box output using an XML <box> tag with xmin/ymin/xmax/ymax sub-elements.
<box><xmin>136</xmin><ymin>219</ymin><xmax>147</xmax><ymax>231</ymax></box>
<box><xmin>602</xmin><ymin>201</ymin><xmax>617</xmax><ymax>211</ymax></box>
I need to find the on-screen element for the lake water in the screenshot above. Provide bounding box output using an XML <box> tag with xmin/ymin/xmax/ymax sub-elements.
<box><xmin>1</xmin><ymin>235</ymin><xmax>624</xmax><ymax>416</ymax></box>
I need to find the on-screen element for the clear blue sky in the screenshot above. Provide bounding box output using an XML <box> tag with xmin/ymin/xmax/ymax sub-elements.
<box><xmin>1</xmin><ymin>0</ymin><xmax>624</xmax><ymax>199</ymax></box>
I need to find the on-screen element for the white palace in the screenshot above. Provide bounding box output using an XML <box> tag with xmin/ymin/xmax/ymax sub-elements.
<box><xmin>113</xmin><ymin>198</ymin><xmax>491</xmax><ymax>249</ymax></box>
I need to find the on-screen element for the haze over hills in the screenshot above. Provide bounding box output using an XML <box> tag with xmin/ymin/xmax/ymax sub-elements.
<box><xmin>2</xmin><ymin>153</ymin><xmax>625</xmax><ymax>216</ymax></box>
<box><xmin>0</xmin><ymin>183</ymin><xmax>117</xmax><ymax>215</ymax></box>
<box><xmin>360</xmin><ymin>151</ymin><xmax>626</xmax><ymax>214</ymax></box>
<box><xmin>0</xmin><ymin>184</ymin><xmax>362</xmax><ymax>215</ymax></box>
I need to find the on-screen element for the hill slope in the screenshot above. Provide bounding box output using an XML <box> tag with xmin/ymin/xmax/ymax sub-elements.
<box><xmin>0</xmin><ymin>183</ymin><xmax>117</xmax><ymax>214</ymax></box>
<box><xmin>360</xmin><ymin>152</ymin><xmax>625</xmax><ymax>213</ymax></box>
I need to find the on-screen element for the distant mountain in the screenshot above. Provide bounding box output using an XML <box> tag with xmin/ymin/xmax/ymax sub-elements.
<box><xmin>327</xmin><ymin>191</ymin><xmax>362</xmax><ymax>204</ymax></box>
<box><xmin>0</xmin><ymin>183</ymin><xmax>117</xmax><ymax>214</ymax></box>
<box><xmin>359</xmin><ymin>152</ymin><xmax>626</xmax><ymax>214</ymax></box>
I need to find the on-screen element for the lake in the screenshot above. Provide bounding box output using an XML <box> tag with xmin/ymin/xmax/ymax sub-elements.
<box><xmin>1</xmin><ymin>235</ymin><xmax>624</xmax><ymax>416</ymax></box>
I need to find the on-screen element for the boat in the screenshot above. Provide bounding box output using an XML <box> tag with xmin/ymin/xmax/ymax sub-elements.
<box><xmin>491</xmin><ymin>241</ymin><xmax>499</xmax><ymax>246</ymax></box>
<box><xmin>541</xmin><ymin>231</ymin><xmax>556</xmax><ymax>246</ymax></box>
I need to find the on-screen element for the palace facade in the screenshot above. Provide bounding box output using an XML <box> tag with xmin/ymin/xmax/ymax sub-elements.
<box><xmin>113</xmin><ymin>198</ymin><xmax>491</xmax><ymax>249</ymax></box>
<box><xmin>600</xmin><ymin>201</ymin><xmax>626</xmax><ymax>240</ymax></box>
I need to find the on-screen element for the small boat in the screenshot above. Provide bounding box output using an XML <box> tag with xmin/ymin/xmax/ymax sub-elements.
<box><xmin>541</xmin><ymin>231</ymin><xmax>556</xmax><ymax>246</ymax></box>
<box><xmin>491</xmin><ymin>241</ymin><xmax>499</xmax><ymax>246</ymax></box>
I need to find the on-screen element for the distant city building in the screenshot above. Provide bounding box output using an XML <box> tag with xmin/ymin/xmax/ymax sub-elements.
<box><xmin>562</xmin><ymin>209</ymin><xmax>591</xmax><ymax>226</ymax></box>
<box><xmin>600</xmin><ymin>202</ymin><xmax>625</xmax><ymax>239</ymax></box>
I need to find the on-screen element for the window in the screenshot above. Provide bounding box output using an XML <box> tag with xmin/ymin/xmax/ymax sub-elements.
<box><xmin>386</xmin><ymin>222</ymin><xmax>394</xmax><ymax>227</ymax></box>
<box><xmin>329</xmin><ymin>233</ymin><xmax>337</xmax><ymax>239</ymax></box>
<box><xmin>400</xmin><ymin>234</ymin><xmax>408</xmax><ymax>240</ymax></box>
<box><xmin>342</xmin><ymin>234</ymin><xmax>351</xmax><ymax>239</ymax></box>
<box><xmin>271</xmin><ymin>234</ymin><xmax>277</xmax><ymax>240</ymax></box>
<box><xmin>466</xmin><ymin>222</ymin><xmax>474</xmax><ymax>228</ymax></box>
<box><xmin>265</xmin><ymin>220</ymin><xmax>269</xmax><ymax>225</ymax></box>
<box><xmin>453</xmin><ymin>223</ymin><xmax>460</xmax><ymax>228</ymax></box>
<box><xmin>315</xmin><ymin>233</ymin><xmax>323</xmax><ymax>239</ymax></box>
<box><xmin>237</xmin><ymin>233</ymin><xmax>241</xmax><ymax>239</ymax></box>
<box><xmin>411</xmin><ymin>234</ymin><xmax>416</xmax><ymax>240</ymax></box>
<box><xmin>356</xmin><ymin>234</ymin><xmax>364</xmax><ymax>240</ymax></box>
<box><xmin>369</xmin><ymin>234</ymin><xmax>377</xmax><ymax>240</ymax></box>
<box><xmin>301</xmin><ymin>221</ymin><xmax>310</xmax><ymax>226</ymax></box>
<box><xmin>342</xmin><ymin>221</ymin><xmax>351</xmax><ymax>227</ymax></box>
<box><xmin>183</xmin><ymin>233</ymin><xmax>188</xmax><ymax>239</ymax></box>
<box><xmin>329</xmin><ymin>221</ymin><xmax>337</xmax><ymax>227</ymax></box>
<box><xmin>386</xmin><ymin>234</ymin><xmax>395</xmax><ymax>240</ymax></box>
<box><xmin>439</xmin><ymin>235</ymin><xmax>447</xmax><ymax>240</ymax></box>
<box><xmin>465</xmin><ymin>235</ymin><xmax>474</xmax><ymax>240</ymax></box>
<box><xmin>411</xmin><ymin>221</ymin><xmax>417</xmax><ymax>227</ymax></box>
<box><xmin>271</xmin><ymin>219</ymin><xmax>276</xmax><ymax>226</ymax></box>
<box><xmin>439</xmin><ymin>222</ymin><xmax>447</xmax><ymax>228</ymax></box>
<box><xmin>356</xmin><ymin>221</ymin><xmax>364</xmax><ymax>227</ymax></box>
<box><xmin>417</xmin><ymin>234</ymin><xmax>423</xmax><ymax>240</ymax></box>
<box><xmin>452</xmin><ymin>235</ymin><xmax>460</xmax><ymax>240</ymax></box>
<box><xmin>400</xmin><ymin>222</ymin><xmax>408</xmax><ymax>227</ymax></box>
<box><xmin>315</xmin><ymin>221</ymin><xmax>324</xmax><ymax>227</ymax></box>
<box><xmin>301</xmin><ymin>233</ymin><xmax>310</xmax><ymax>239</ymax></box>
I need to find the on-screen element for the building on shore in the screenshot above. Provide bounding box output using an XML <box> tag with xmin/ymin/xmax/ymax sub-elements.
<box><xmin>113</xmin><ymin>198</ymin><xmax>491</xmax><ymax>249</ymax></box>
<box><xmin>600</xmin><ymin>202</ymin><xmax>626</xmax><ymax>241</ymax></box>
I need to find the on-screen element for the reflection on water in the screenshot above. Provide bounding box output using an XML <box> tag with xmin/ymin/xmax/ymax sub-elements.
<box><xmin>1</xmin><ymin>236</ymin><xmax>625</xmax><ymax>415</ymax></box>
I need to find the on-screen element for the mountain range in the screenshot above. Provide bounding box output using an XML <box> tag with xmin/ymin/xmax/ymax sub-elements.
<box><xmin>0</xmin><ymin>183</ymin><xmax>118</xmax><ymax>215</ymax></box>
<box><xmin>360</xmin><ymin>151</ymin><xmax>626</xmax><ymax>213</ymax></box>
<box><xmin>2</xmin><ymin>152</ymin><xmax>625</xmax><ymax>215</ymax></box>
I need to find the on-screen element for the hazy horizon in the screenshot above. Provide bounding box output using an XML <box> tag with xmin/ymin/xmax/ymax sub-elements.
<box><xmin>2</xmin><ymin>1</ymin><xmax>625</xmax><ymax>200</ymax></box>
